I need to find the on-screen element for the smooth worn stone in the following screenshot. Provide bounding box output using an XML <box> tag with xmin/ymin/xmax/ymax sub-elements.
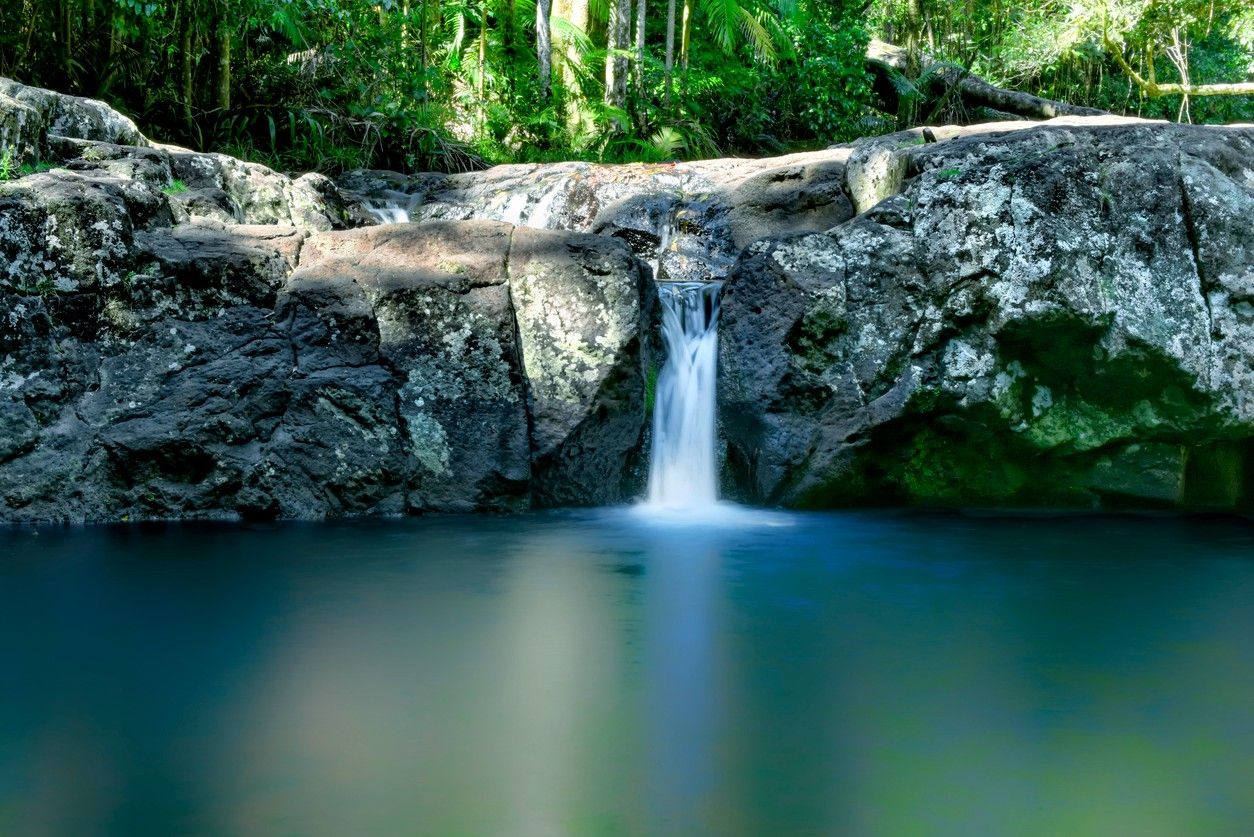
<box><xmin>339</xmin><ymin>149</ymin><xmax>857</xmax><ymax>281</ymax></box>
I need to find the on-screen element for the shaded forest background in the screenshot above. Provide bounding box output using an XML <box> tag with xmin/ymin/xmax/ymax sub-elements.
<box><xmin>2</xmin><ymin>0</ymin><xmax>1251</xmax><ymax>173</ymax></box>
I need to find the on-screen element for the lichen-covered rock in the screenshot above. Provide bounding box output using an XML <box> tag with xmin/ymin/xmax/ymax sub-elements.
<box><xmin>164</xmin><ymin>150</ymin><xmax>350</xmax><ymax>231</ymax></box>
<box><xmin>721</xmin><ymin>120</ymin><xmax>1254</xmax><ymax>511</ymax></box>
<box><xmin>5</xmin><ymin>78</ymin><xmax>1250</xmax><ymax>519</ymax></box>
<box><xmin>289</xmin><ymin>172</ymin><xmax>352</xmax><ymax>232</ymax></box>
<box><xmin>0</xmin><ymin>169</ymin><xmax>140</xmax><ymax>294</ymax></box>
<box><xmin>0</xmin><ymin>213</ymin><xmax>654</xmax><ymax>522</ymax></box>
<box><xmin>0</xmin><ymin>210</ymin><xmax>315</xmax><ymax>522</ymax></box>
<box><xmin>131</xmin><ymin>220</ymin><xmax>303</xmax><ymax>318</ymax></box>
<box><xmin>292</xmin><ymin>221</ymin><xmax>657</xmax><ymax>512</ymax></box>
<box><xmin>295</xmin><ymin>221</ymin><xmax>531</xmax><ymax>513</ymax></box>
<box><xmin>509</xmin><ymin>226</ymin><xmax>656</xmax><ymax>505</ymax></box>
<box><xmin>0</xmin><ymin>82</ymin><xmax>657</xmax><ymax>523</ymax></box>
<box><xmin>0</xmin><ymin>92</ymin><xmax>45</xmax><ymax>164</ymax></box>
<box><xmin>0</xmin><ymin>77</ymin><xmax>356</xmax><ymax>235</ymax></box>
<box><xmin>0</xmin><ymin>77</ymin><xmax>146</xmax><ymax>160</ymax></box>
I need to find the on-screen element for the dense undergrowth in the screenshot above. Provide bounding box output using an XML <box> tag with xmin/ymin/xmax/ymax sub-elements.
<box><xmin>0</xmin><ymin>0</ymin><xmax>1250</xmax><ymax>175</ymax></box>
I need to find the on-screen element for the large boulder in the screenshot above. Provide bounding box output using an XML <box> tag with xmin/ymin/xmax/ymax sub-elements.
<box><xmin>0</xmin><ymin>210</ymin><xmax>655</xmax><ymax>522</ymax></box>
<box><xmin>294</xmin><ymin>221</ymin><xmax>530</xmax><ymax>513</ymax></box>
<box><xmin>0</xmin><ymin>79</ymin><xmax>661</xmax><ymax>523</ymax></box>
<box><xmin>0</xmin><ymin>78</ymin><xmax>354</xmax><ymax>235</ymax></box>
<box><xmin>0</xmin><ymin>168</ymin><xmax>144</xmax><ymax>295</ymax></box>
<box><xmin>720</xmin><ymin>119</ymin><xmax>1254</xmax><ymax>511</ymax></box>
<box><xmin>0</xmin><ymin>220</ymin><xmax>305</xmax><ymax>522</ymax></box>
<box><xmin>292</xmin><ymin>221</ymin><xmax>656</xmax><ymax>513</ymax></box>
<box><xmin>509</xmin><ymin>225</ymin><xmax>656</xmax><ymax>505</ymax></box>
<box><xmin>0</xmin><ymin>77</ymin><xmax>146</xmax><ymax>161</ymax></box>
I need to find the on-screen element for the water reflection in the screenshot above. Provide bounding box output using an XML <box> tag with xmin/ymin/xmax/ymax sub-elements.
<box><xmin>643</xmin><ymin>537</ymin><xmax>723</xmax><ymax>834</ymax></box>
<box><xmin>0</xmin><ymin>512</ymin><xmax>1252</xmax><ymax>833</ymax></box>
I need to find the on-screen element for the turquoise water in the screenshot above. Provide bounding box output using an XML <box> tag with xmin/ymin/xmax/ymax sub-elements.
<box><xmin>2</xmin><ymin>509</ymin><xmax>1252</xmax><ymax>834</ymax></box>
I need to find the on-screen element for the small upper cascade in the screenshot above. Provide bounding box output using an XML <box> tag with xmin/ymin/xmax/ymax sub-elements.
<box><xmin>646</xmin><ymin>282</ymin><xmax>723</xmax><ymax>511</ymax></box>
<box><xmin>498</xmin><ymin>192</ymin><xmax>530</xmax><ymax>225</ymax></box>
<box><xmin>364</xmin><ymin>194</ymin><xmax>413</xmax><ymax>224</ymax></box>
<box><xmin>650</xmin><ymin>214</ymin><xmax>675</xmax><ymax>281</ymax></box>
<box><xmin>528</xmin><ymin>185</ymin><xmax>564</xmax><ymax>229</ymax></box>
<box><xmin>361</xmin><ymin>178</ymin><xmax>571</xmax><ymax>229</ymax></box>
<box><xmin>477</xmin><ymin>178</ymin><xmax>569</xmax><ymax>229</ymax></box>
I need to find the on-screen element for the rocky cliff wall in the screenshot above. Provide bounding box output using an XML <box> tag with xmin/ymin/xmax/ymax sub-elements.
<box><xmin>2</xmin><ymin>77</ymin><xmax>1252</xmax><ymax>520</ymax></box>
<box><xmin>0</xmin><ymin>79</ymin><xmax>654</xmax><ymax>522</ymax></box>
<box><xmin>720</xmin><ymin>119</ymin><xmax>1254</xmax><ymax>511</ymax></box>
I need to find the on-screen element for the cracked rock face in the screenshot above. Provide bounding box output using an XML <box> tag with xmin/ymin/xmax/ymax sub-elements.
<box><xmin>720</xmin><ymin>121</ymin><xmax>1254</xmax><ymax>511</ymax></box>
<box><xmin>0</xmin><ymin>211</ymin><xmax>656</xmax><ymax>522</ymax></box>
<box><xmin>289</xmin><ymin>221</ymin><xmax>655</xmax><ymax>513</ymax></box>
<box><xmin>509</xmin><ymin>225</ymin><xmax>656</xmax><ymax>506</ymax></box>
<box><xmin>0</xmin><ymin>79</ymin><xmax>656</xmax><ymax>523</ymax></box>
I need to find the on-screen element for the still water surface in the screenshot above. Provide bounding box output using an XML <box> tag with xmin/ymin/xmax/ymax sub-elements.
<box><xmin>2</xmin><ymin>509</ymin><xmax>1252</xmax><ymax>835</ymax></box>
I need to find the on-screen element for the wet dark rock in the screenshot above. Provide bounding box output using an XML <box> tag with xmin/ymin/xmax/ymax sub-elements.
<box><xmin>720</xmin><ymin>119</ymin><xmax>1254</xmax><ymax>512</ymax></box>
<box><xmin>294</xmin><ymin>221</ymin><xmax>530</xmax><ymax>513</ymax></box>
<box><xmin>0</xmin><ymin>78</ymin><xmax>656</xmax><ymax>524</ymax></box>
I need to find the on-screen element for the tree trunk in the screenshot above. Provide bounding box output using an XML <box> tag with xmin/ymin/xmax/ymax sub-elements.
<box><xmin>604</xmin><ymin>0</ymin><xmax>630</xmax><ymax>124</ymax></box>
<box><xmin>214</xmin><ymin>10</ymin><xmax>231</xmax><ymax>112</ymax></box>
<box><xmin>553</xmin><ymin>0</ymin><xmax>590</xmax><ymax>130</ymax></box>
<box><xmin>478</xmin><ymin>0</ymin><xmax>488</xmax><ymax>125</ymax></box>
<box><xmin>633</xmin><ymin>0</ymin><xmax>646</xmax><ymax>104</ymax></box>
<box><xmin>866</xmin><ymin>39</ymin><xmax>1107</xmax><ymax>121</ymax></box>
<box><xmin>1103</xmin><ymin>32</ymin><xmax>1254</xmax><ymax>99</ymax></box>
<box><xmin>501</xmin><ymin>0</ymin><xmax>516</xmax><ymax>63</ymax></box>
<box><xmin>664</xmin><ymin>0</ymin><xmax>676</xmax><ymax>108</ymax></box>
<box><xmin>680</xmin><ymin>0</ymin><xmax>690</xmax><ymax>72</ymax></box>
<box><xmin>106</xmin><ymin>4</ymin><xmax>116</xmax><ymax>62</ymax></box>
<box><xmin>60</xmin><ymin>0</ymin><xmax>73</xmax><ymax>87</ymax></box>
<box><xmin>553</xmin><ymin>0</ymin><xmax>589</xmax><ymax>89</ymax></box>
<box><xmin>537</xmin><ymin>0</ymin><xmax>553</xmax><ymax>100</ymax></box>
<box><xmin>180</xmin><ymin>0</ymin><xmax>194</xmax><ymax>131</ymax></box>
<box><xmin>419</xmin><ymin>0</ymin><xmax>429</xmax><ymax>96</ymax></box>
<box><xmin>401</xmin><ymin>0</ymin><xmax>411</xmax><ymax>74</ymax></box>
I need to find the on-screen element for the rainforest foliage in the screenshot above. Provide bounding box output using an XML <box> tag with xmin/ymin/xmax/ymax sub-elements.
<box><xmin>1</xmin><ymin>0</ymin><xmax>1250</xmax><ymax>172</ymax></box>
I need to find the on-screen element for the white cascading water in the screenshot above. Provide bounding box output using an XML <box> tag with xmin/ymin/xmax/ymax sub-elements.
<box><xmin>363</xmin><ymin>180</ymin><xmax>569</xmax><ymax>229</ymax></box>
<box><xmin>364</xmin><ymin>198</ymin><xmax>412</xmax><ymax>224</ymax></box>
<box><xmin>646</xmin><ymin>282</ymin><xmax>723</xmax><ymax>510</ymax></box>
<box><xmin>650</xmin><ymin>217</ymin><xmax>674</xmax><ymax>281</ymax></box>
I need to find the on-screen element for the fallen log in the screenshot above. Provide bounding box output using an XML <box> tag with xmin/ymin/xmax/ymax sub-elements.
<box><xmin>866</xmin><ymin>39</ymin><xmax>1107</xmax><ymax>121</ymax></box>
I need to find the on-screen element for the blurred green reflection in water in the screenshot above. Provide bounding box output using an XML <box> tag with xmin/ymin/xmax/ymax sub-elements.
<box><xmin>1</xmin><ymin>510</ymin><xmax>1252</xmax><ymax>834</ymax></box>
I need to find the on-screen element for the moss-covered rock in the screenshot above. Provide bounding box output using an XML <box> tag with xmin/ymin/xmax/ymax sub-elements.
<box><xmin>721</xmin><ymin>119</ymin><xmax>1254</xmax><ymax>511</ymax></box>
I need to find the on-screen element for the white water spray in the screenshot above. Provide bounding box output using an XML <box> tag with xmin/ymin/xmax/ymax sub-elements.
<box><xmin>364</xmin><ymin>195</ymin><xmax>413</xmax><ymax>224</ymax></box>
<box><xmin>646</xmin><ymin>282</ymin><xmax>722</xmax><ymax>510</ymax></box>
<box><xmin>650</xmin><ymin>217</ymin><xmax>674</xmax><ymax>281</ymax></box>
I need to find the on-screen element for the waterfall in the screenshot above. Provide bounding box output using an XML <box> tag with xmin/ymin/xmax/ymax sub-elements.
<box><xmin>365</xmin><ymin>196</ymin><xmax>412</xmax><ymax>224</ymax></box>
<box><xmin>650</xmin><ymin>216</ymin><xmax>674</xmax><ymax>281</ymax></box>
<box><xmin>528</xmin><ymin>183</ymin><xmax>563</xmax><ymax>229</ymax></box>
<box><xmin>498</xmin><ymin>192</ymin><xmax>530</xmax><ymax>225</ymax></box>
<box><xmin>646</xmin><ymin>282</ymin><xmax>722</xmax><ymax>510</ymax></box>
